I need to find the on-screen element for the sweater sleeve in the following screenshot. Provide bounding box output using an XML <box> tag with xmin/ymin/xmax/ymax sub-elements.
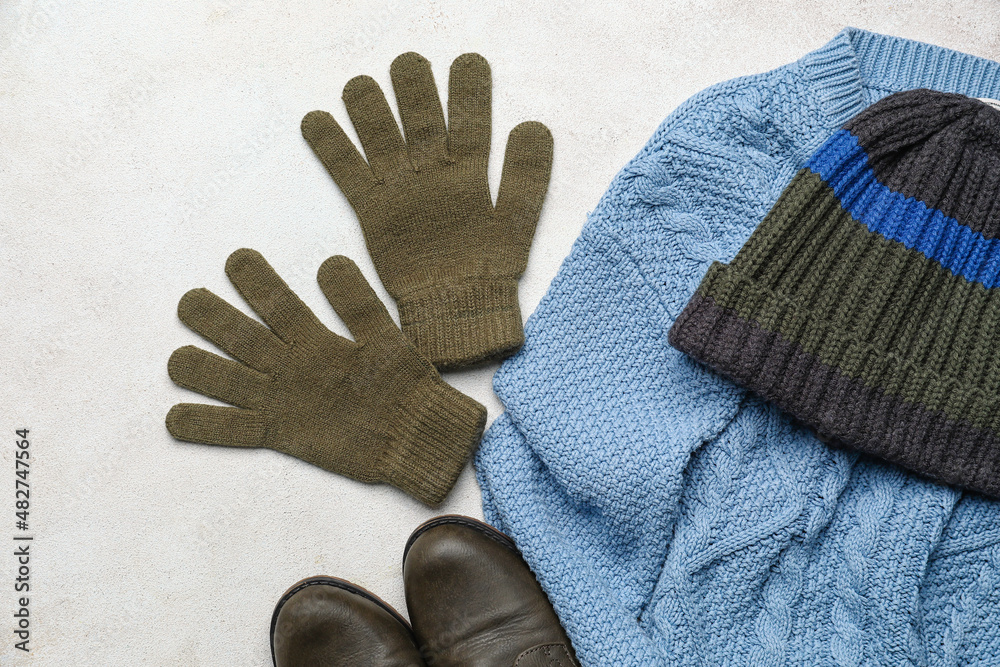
<box><xmin>476</xmin><ymin>64</ymin><xmax>823</xmax><ymax>651</ymax></box>
<box><xmin>476</xmin><ymin>221</ymin><xmax>746</xmax><ymax>665</ymax></box>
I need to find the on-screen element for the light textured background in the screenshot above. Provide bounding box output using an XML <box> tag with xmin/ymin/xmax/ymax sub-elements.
<box><xmin>0</xmin><ymin>1</ymin><xmax>997</xmax><ymax>664</ymax></box>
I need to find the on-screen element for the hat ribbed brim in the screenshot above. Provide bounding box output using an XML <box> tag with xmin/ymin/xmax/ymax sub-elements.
<box><xmin>669</xmin><ymin>108</ymin><xmax>1000</xmax><ymax>496</ymax></box>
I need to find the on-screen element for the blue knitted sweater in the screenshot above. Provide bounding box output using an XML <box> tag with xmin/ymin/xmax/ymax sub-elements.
<box><xmin>475</xmin><ymin>28</ymin><xmax>1000</xmax><ymax>666</ymax></box>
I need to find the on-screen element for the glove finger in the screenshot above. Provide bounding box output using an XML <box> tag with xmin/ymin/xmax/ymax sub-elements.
<box><xmin>177</xmin><ymin>288</ymin><xmax>285</xmax><ymax>372</ymax></box>
<box><xmin>301</xmin><ymin>110</ymin><xmax>375</xmax><ymax>203</ymax></box>
<box><xmin>165</xmin><ymin>404</ymin><xmax>266</xmax><ymax>448</ymax></box>
<box><xmin>390</xmin><ymin>52</ymin><xmax>448</xmax><ymax>167</ymax></box>
<box><xmin>342</xmin><ymin>75</ymin><xmax>408</xmax><ymax>175</ymax></box>
<box><xmin>447</xmin><ymin>53</ymin><xmax>491</xmax><ymax>162</ymax></box>
<box><xmin>317</xmin><ymin>255</ymin><xmax>397</xmax><ymax>343</ymax></box>
<box><xmin>168</xmin><ymin>345</ymin><xmax>268</xmax><ymax>409</ymax></box>
<box><xmin>225</xmin><ymin>248</ymin><xmax>325</xmax><ymax>344</ymax></box>
<box><xmin>495</xmin><ymin>121</ymin><xmax>554</xmax><ymax>263</ymax></box>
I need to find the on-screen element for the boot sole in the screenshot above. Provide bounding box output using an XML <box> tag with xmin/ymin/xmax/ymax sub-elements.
<box><xmin>269</xmin><ymin>575</ymin><xmax>411</xmax><ymax>667</ymax></box>
<box><xmin>402</xmin><ymin>514</ymin><xmax>518</xmax><ymax>569</ymax></box>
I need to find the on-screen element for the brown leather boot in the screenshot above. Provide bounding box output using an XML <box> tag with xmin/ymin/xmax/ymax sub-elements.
<box><xmin>402</xmin><ymin>516</ymin><xmax>579</xmax><ymax>666</ymax></box>
<box><xmin>270</xmin><ymin>576</ymin><xmax>426</xmax><ymax>667</ymax></box>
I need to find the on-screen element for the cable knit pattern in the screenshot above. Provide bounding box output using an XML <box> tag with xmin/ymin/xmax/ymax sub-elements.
<box><xmin>750</xmin><ymin>443</ymin><xmax>855</xmax><ymax>665</ymax></box>
<box><xmin>829</xmin><ymin>468</ymin><xmax>905</xmax><ymax>666</ymax></box>
<box><xmin>475</xmin><ymin>28</ymin><xmax>1000</xmax><ymax>667</ymax></box>
<box><xmin>922</xmin><ymin>495</ymin><xmax>1000</xmax><ymax>666</ymax></box>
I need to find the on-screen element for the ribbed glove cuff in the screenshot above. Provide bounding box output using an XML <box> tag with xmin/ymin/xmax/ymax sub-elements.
<box><xmin>384</xmin><ymin>378</ymin><xmax>487</xmax><ymax>505</ymax></box>
<box><xmin>397</xmin><ymin>278</ymin><xmax>525</xmax><ymax>371</ymax></box>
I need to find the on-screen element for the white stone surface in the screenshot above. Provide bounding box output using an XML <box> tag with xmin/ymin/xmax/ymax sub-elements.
<box><xmin>0</xmin><ymin>1</ymin><xmax>996</xmax><ymax>664</ymax></box>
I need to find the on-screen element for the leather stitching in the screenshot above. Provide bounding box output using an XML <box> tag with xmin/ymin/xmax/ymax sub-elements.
<box><xmin>513</xmin><ymin>643</ymin><xmax>577</xmax><ymax>666</ymax></box>
<box><xmin>403</xmin><ymin>515</ymin><xmax>518</xmax><ymax>565</ymax></box>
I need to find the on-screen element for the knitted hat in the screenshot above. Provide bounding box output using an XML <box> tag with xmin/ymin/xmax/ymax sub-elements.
<box><xmin>669</xmin><ymin>89</ymin><xmax>1000</xmax><ymax>497</ymax></box>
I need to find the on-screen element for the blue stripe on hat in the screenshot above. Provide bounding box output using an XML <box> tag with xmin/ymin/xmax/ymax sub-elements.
<box><xmin>806</xmin><ymin>129</ymin><xmax>1000</xmax><ymax>288</ymax></box>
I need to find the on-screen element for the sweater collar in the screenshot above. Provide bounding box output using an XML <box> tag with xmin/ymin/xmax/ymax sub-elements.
<box><xmin>802</xmin><ymin>27</ymin><xmax>1000</xmax><ymax>129</ymax></box>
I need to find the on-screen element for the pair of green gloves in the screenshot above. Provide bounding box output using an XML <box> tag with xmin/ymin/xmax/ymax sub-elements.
<box><xmin>165</xmin><ymin>53</ymin><xmax>553</xmax><ymax>505</ymax></box>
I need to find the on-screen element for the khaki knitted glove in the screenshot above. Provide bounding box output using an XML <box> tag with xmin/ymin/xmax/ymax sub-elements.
<box><xmin>165</xmin><ymin>249</ymin><xmax>486</xmax><ymax>506</ymax></box>
<box><xmin>301</xmin><ymin>52</ymin><xmax>554</xmax><ymax>370</ymax></box>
